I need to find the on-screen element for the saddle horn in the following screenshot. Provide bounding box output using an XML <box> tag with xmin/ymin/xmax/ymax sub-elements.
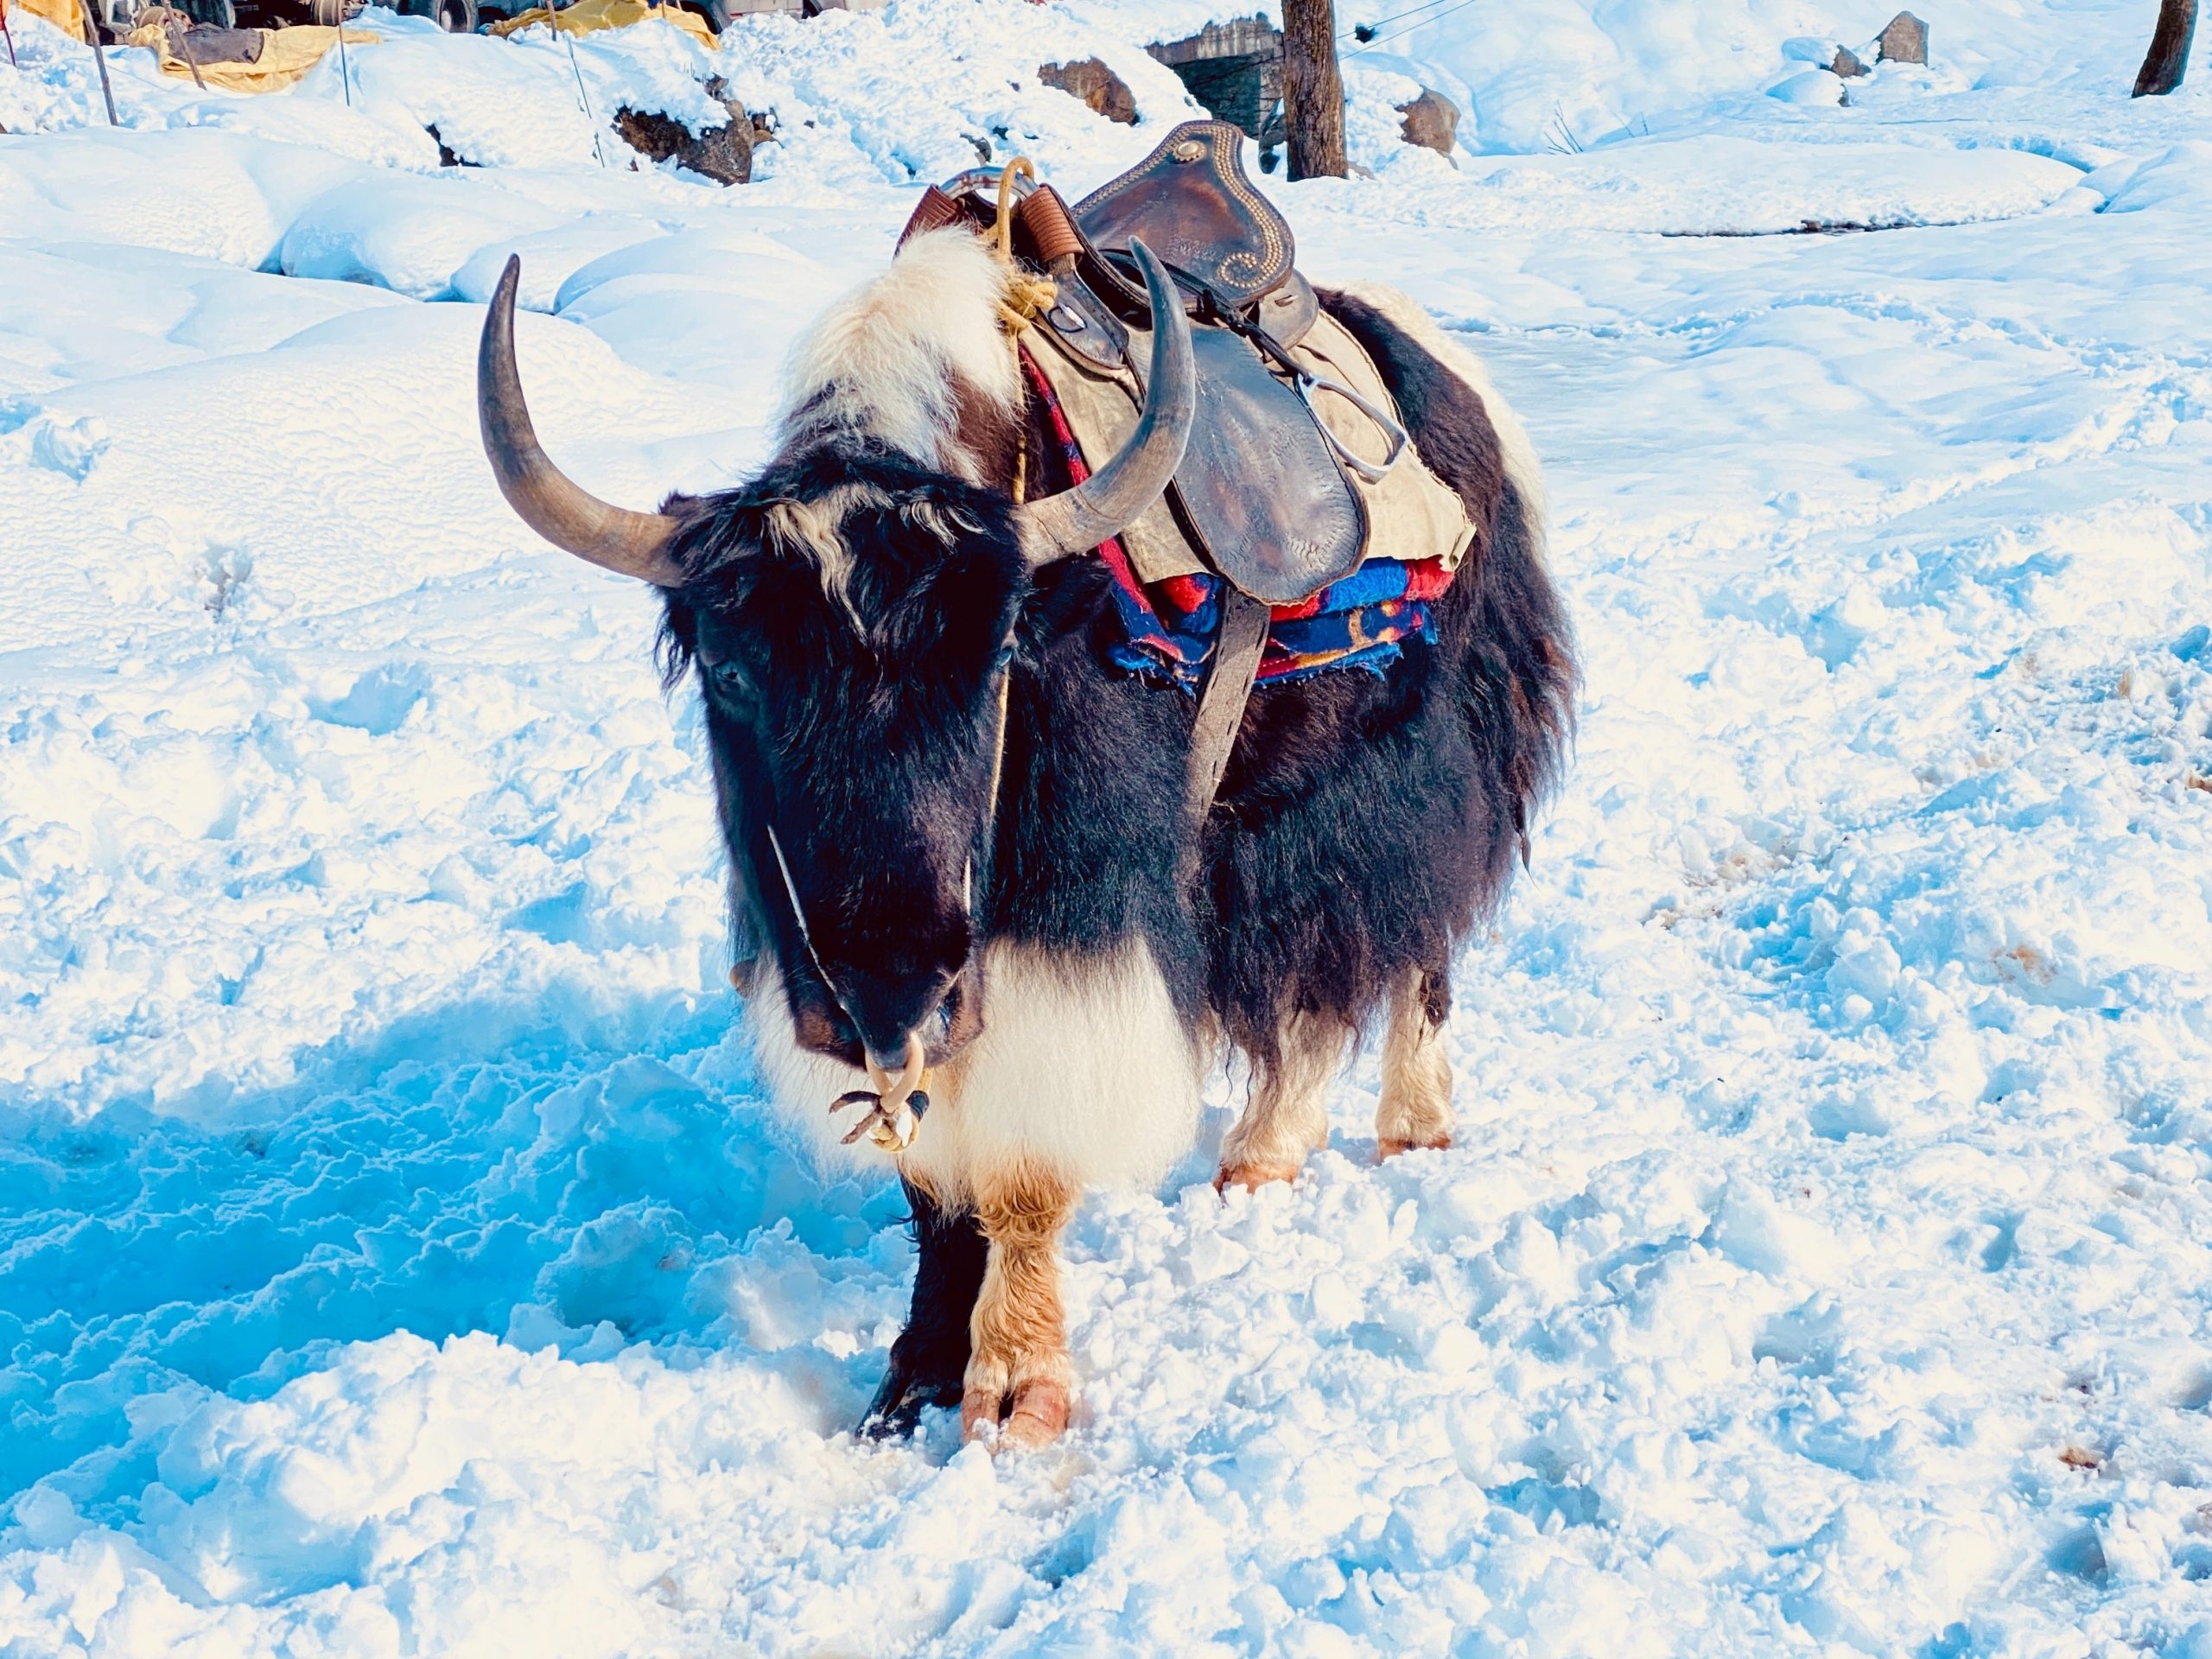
<box><xmin>477</xmin><ymin>256</ymin><xmax>686</xmax><ymax>588</ymax></box>
<box><xmin>1017</xmin><ymin>238</ymin><xmax>1196</xmax><ymax>565</ymax></box>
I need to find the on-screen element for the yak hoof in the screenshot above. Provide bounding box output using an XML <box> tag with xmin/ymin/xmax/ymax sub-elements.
<box><xmin>1377</xmin><ymin>1133</ymin><xmax>1452</xmax><ymax>1163</ymax></box>
<box><xmin>960</xmin><ymin>1378</ymin><xmax>1070</xmax><ymax>1450</ymax></box>
<box><xmin>859</xmin><ymin>1346</ymin><xmax>963</xmax><ymax>1440</ymax></box>
<box><xmin>1003</xmin><ymin>1380</ymin><xmax>1069</xmax><ymax>1448</ymax></box>
<box><xmin>1215</xmin><ymin>1159</ymin><xmax>1302</xmax><ymax>1193</ymax></box>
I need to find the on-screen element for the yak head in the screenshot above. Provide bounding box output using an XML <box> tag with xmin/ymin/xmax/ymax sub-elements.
<box><xmin>474</xmin><ymin>232</ymin><xmax>1192</xmax><ymax>1084</ymax></box>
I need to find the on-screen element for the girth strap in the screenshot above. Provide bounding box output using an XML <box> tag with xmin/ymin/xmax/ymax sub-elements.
<box><xmin>1184</xmin><ymin>589</ymin><xmax>1269</xmax><ymax>847</ymax></box>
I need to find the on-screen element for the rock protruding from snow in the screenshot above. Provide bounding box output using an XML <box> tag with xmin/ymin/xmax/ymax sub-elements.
<box><xmin>1831</xmin><ymin>44</ymin><xmax>1867</xmax><ymax>77</ymax></box>
<box><xmin>613</xmin><ymin>102</ymin><xmax>756</xmax><ymax>186</ymax></box>
<box><xmin>1877</xmin><ymin>10</ymin><xmax>1928</xmax><ymax>63</ymax></box>
<box><xmin>1039</xmin><ymin>57</ymin><xmax>1137</xmax><ymax>124</ymax></box>
<box><xmin>1396</xmin><ymin>87</ymin><xmax>1459</xmax><ymax>156</ymax></box>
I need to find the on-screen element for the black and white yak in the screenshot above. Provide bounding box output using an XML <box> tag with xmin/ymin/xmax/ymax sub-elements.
<box><xmin>475</xmin><ymin>230</ymin><xmax>1573</xmax><ymax>1447</ymax></box>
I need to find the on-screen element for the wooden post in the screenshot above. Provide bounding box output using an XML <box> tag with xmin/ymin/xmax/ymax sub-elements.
<box><xmin>75</xmin><ymin>0</ymin><xmax>119</xmax><ymax>126</ymax></box>
<box><xmin>2133</xmin><ymin>0</ymin><xmax>2198</xmax><ymax>94</ymax></box>
<box><xmin>1281</xmin><ymin>0</ymin><xmax>1346</xmax><ymax>181</ymax></box>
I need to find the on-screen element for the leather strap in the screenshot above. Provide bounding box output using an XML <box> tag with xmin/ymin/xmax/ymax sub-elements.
<box><xmin>1184</xmin><ymin>589</ymin><xmax>1269</xmax><ymax>842</ymax></box>
<box><xmin>1017</xmin><ymin>186</ymin><xmax>1084</xmax><ymax>267</ymax></box>
<box><xmin>897</xmin><ymin>184</ymin><xmax>971</xmax><ymax>250</ymax></box>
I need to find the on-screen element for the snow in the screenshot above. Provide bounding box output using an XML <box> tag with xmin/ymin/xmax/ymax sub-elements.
<box><xmin>3</xmin><ymin>0</ymin><xmax>2211</xmax><ymax>1654</ymax></box>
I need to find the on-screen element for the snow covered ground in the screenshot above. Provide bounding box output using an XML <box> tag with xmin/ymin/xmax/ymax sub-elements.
<box><xmin>3</xmin><ymin>1</ymin><xmax>2210</xmax><ymax>1654</ymax></box>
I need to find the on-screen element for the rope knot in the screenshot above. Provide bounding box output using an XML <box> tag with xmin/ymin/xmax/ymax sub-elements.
<box><xmin>989</xmin><ymin>156</ymin><xmax>1058</xmax><ymax>336</ymax></box>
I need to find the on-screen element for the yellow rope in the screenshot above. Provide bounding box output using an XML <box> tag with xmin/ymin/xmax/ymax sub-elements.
<box><xmin>989</xmin><ymin>157</ymin><xmax>1058</xmax><ymax>505</ymax></box>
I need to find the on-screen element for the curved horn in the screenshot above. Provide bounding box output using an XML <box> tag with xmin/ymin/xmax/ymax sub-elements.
<box><xmin>1018</xmin><ymin>238</ymin><xmax>1196</xmax><ymax>563</ymax></box>
<box><xmin>478</xmin><ymin>256</ymin><xmax>685</xmax><ymax>587</ymax></box>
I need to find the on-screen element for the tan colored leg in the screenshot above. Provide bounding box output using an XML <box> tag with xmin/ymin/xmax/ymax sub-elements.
<box><xmin>1217</xmin><ymin>1014</ymin><xmax>1344</xmax><ymax>1191</ymax></box>
<box><xmin>1376</xmin><ymin>968</ymin><xmax>1453</xmax><ymax>1160</ymax></box>
<box><xmin>962</xmin><ymin>1162</ymin><xmax>1078</xmax><ymax>1449</ymax></box>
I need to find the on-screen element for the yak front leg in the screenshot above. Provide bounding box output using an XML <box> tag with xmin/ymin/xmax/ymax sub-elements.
<box><xmin>861</xmin><ymin>1176</ymin><xmax>988</xmax><ymax>1439</ymax></box>
<box><xmin>1376</xmin><ymin>966</ymin><xmax>1453</xmax><ymax>1160</ymax></box>
<box><xmin>963</xmin><ymin>1163</ymin><xmax>1078</xmax><ymax>1449</ymax></box>
<box><xmin>1217</xmin><ymin>1014</ymin><xmax>1344</xmax><ymax>1191</ymax></box>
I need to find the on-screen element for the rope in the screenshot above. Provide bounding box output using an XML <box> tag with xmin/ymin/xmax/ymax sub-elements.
<box><xmin>988</xmin><ymin>156</ymin><xmax>1057</xmax><ymax>505</ymax></box>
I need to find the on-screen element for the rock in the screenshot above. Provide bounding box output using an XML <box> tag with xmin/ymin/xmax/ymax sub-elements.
<box><xmin>1395</xmin><ymin>87</ymin><xmax>1459</xmax><ymax>155</ymax></box>
<box><xmin>703</xmin><ymin>77</ymin><xmax>777</xmax><ymax>152</ymax></box>
<box><xmin>1830</xmin><ymin>44</ymin><xmax>1866</xmax><ymax>78</ymax></box>
<box><xmin>1039</xmin><ymin>57</ymin><xmax>1137</xmax><ymax>125</ymax></box>
<box><xmin>1876</xmin><ymin>10</ymin><xmax>1927</xmax><ymax>64</ymax></box>
<box><xmin>615</xmin><ymin>104</ymin><xmax>753</xmax><ymax>186</ymax></box>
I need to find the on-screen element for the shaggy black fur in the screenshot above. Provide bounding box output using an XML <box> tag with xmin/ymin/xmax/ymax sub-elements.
<box><xmin>1200</xmin><ymin>291</ymin><xmax>1578</xmax><ymax>1070</ymax></box>
<box><xmin>861</xmin><ymin>1179</ymin><xmax>990</xmax><ymax>1437</ymax></box>
<box><xmin>653</xmin><ymin>297</ymin><xmax>1573</xmax><ymax>1429</ymax></box>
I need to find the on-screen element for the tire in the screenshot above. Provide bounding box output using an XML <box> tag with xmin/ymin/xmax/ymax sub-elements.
<box><xmin>689</xmin><ymin>0</ymin><xmax>727</xmax><ymax>30</ymax></box>
<box><xmin>398</xmin><ymin>0</ymin><xmax>474</xmax><ymax>28</ymax></box>
<box><xmin>181</xmin><ymin>0</ymin><xmax>235</xmax><ymax>25</ymax></box>
<box><xmin>307</xmin><ymin>0</ymin><xmax>364</xmax><ymax>24</ymax></box>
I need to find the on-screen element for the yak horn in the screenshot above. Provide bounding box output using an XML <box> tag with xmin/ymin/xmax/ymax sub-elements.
<box><xmin>478</xmin><ymin>255</ymin><xmax>685</xmax><ymax>587</ymax></box>
<box><xmin>1018</xmin><ymin>238</ymin><xmax>1196</xmax><ymax>563</ymax></box>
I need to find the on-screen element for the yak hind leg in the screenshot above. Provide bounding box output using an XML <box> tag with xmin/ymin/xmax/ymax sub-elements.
<box><xmin>1376</xmin><ymin>967</ymin><xmax>1454</xmax><ymax>1160</ymax></box>
<box><xmin>1217</xmin><ymin>1014</ymin><xmax>1345</xmax><ymax>1192</ymax></box>
<box><xmin>861</xmin><ymin>1175</ymin><xmax>988</xmax><ymax>1439</ymax></box>
<box><xmin>962</xmin><ymin>1163</ymin><xmax>1078</xmax><ymax>1450</ymax></box>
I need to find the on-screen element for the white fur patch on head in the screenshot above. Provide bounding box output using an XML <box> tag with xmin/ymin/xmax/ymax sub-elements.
<box><xmin>1332</xmin><ymin>282</ymin><xmax>1550</xmax><ymax>563</ymax></box>
<box><xmin>779</xmin><ymin>229</ymin><xmax>1022</xmax><ymax>480</ymax></box>
<box><xmin>763</xmin><ymin>485</ymin><xmax>882</xmax><ymax>632</ymax></box>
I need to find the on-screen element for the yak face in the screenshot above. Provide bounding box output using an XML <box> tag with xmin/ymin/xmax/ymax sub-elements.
<box><xmin>472</xmin><ymin>233</ymin><xmax>1195</xmax><ymax>1079</ymax></box>
<box><xmin>665</xmin><ymin>455</ymin><xmax>1027</xmax><ymax>1073</ymax></box>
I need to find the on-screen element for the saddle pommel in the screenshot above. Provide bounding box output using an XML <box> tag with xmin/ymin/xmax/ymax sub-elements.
<box><xmin>1073</xmin><ymin>120</ymin><xmax>1294</xmax><ymax>314</ymax></box>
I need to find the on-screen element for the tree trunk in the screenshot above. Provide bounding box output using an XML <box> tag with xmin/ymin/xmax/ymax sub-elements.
<box><xmin>2134</xmin><ymin>0</ymin><xmax>2197</xmax><ymax>95</ymax></box>
<box><xmin>1281</xmin><ymin>0</ymin><xmax>1346</xmax><ymax>181</ymax></box>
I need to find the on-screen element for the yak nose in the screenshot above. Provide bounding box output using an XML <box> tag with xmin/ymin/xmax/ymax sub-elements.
<box><xmin>829</xmin><ymin>959</ymin><xmax>977</xmax><ymax>1071</ymax></box>
<box><xmin>835</xmin><ymin>963</ymin><xmax>950</xmax><ymax>1061</ymax></box>
<box><xmin>865</xmin><ymin>1033</ymin><xmax>926</xmax><ymax>1108</ymax></box>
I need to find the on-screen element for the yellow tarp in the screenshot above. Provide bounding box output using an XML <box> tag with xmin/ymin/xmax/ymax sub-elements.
<box><xmin>121</xmin><ymin>19</ymin><xmax>381</xmax><ymax>92</ymax></box>
<box><xmin>16</xmin><ymin>0</ymin><xmax>92</xmax><ymax>41</ymax></box>
<box><xmin>489</xmin><ymin>0</ymin><xmax>715</xmax><ymax>48</ymax></box>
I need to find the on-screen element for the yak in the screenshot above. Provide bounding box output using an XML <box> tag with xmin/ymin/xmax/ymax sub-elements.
<box><xmin>474</xmin><ymin>228</ymin><xmax>1573</xmax><ymax>1448</ymax></box>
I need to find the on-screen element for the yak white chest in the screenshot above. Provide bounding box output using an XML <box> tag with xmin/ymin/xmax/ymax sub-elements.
<box><xmin>747</xmin><ymin>940</ymin><xmax>1202</xmax><ymax>1202</ymax></box>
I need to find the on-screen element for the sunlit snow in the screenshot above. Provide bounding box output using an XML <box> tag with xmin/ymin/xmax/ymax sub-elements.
<box><xmin>2</xmin><ymin>2</ymin><xmax>2209</xmax><ymax>1655</ymax></box>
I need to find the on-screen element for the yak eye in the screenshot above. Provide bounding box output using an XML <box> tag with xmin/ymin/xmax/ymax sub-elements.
<box><xmin>706</xmin><ymin>658</ymin><xmax>753</xmax><ymax>697</ymax></box>
<box><xmin>991</xmin><ymin>642</ymin><xmax>1017</xmax><ymax>676</ymax></box>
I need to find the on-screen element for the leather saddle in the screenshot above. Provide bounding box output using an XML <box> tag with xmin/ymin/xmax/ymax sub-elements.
<box><xmin>905</xmin><ymin>122</ymin><xmax>1381</xmax><ymax>608</ymax></box>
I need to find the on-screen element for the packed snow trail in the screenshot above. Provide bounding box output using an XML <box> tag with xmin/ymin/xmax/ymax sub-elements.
<box><xmin>3</xmin><ymin>3</ymin><xmax>2211</xmax><ymax>1656</ymax></box>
